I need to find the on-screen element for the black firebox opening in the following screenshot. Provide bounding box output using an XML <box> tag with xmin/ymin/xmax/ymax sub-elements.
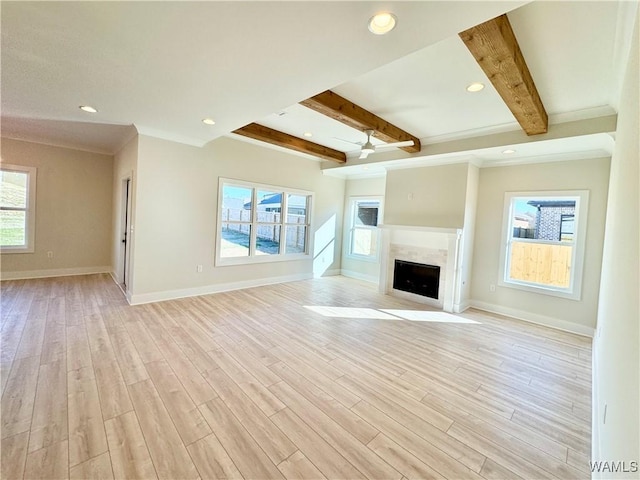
<box><xmin>392</xmin><ymin>259</ymin><xmax>440</xmax><ymax>299</ymax></box>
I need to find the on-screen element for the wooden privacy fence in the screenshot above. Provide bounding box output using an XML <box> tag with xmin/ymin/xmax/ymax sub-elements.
<box><xmin>221</xmin><ymin>209</ymin><xmax>306</xmax><ymax>249</ymax></box>
<box><xmin>509</xmin><ymin>241</ymin><xmax>572</xmax><ymax>288</ymax></box>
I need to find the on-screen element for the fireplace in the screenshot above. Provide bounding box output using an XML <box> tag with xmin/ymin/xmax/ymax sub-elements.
<box><xmin>393</xmin><ymin>260</ymin><xmax>440</xmax><ymax>299</ymax></box>
<box><xmin>379</xmin><ymin>224</ymin><xmax>464</xmax><ymax>312</ymax></box>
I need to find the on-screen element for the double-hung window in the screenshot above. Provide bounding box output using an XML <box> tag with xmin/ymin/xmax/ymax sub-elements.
<box><xmin>347</xmin><ymin>197</ymin><xmax>382</xmax><ymax>261</ymax></box>
<box><xmin>216</xmin><ymin>178</ymin><xmax>312</xmax><ymax>265</ymax></box>
<box><xmin>1</xmin><ymin>164</ymin><xmax>36</xmax><ymax>253</ymax></box>
<box><xmin>499</xmin><ymin>190</ymin><xmax>589</xmax><ymax>299</ymax></box>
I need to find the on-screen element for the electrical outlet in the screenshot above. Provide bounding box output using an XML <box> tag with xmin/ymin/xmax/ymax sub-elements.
<box><xmin>408</xmin><ymin>192</ymin><xmax>414</xmax><ymax>201</ymax></box>
<box><xmin>489</xmin><ymin>284</ymin><xmax>496</xmax><ymax>292</ymax></box>
<box><xmin>196</xmin><ymin>265</ymin><xmax>203</xmax><ymax>273</ymax></box>
<box><xmin>47</xmin><ymin>251</ymin><xmax>53</xmax><ymax>259</ymax></box>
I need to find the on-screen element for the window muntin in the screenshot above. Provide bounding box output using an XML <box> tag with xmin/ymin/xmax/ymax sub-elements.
<box><xmin>499</xmin><ymin>191</ymin><xmax>589</xmax><ymax>299</ymax></box>
<box><xmin>1</xmin><ymin>165</ymin><xmax>36</xmax><ymax>253</ymax></box>
<box><xmin>217</xmin><ymin>179</ymin><xmax>311</xmax><ymax>265</ymax></box>
<box><xmin>347</xmin><ymin>197</ymin><xmax>382</xmax><ymax>260</ymax></box>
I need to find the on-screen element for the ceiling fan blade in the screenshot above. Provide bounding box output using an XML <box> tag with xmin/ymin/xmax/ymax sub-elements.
<box><xmin>377</xmin><ymin>140</ymin><xmax>415</xmax><ymax>149</ymax></box>
<box><xmin>332</xmin><ymin>137</ymin><xmax>363</xmax><ymax>146</ymax></box>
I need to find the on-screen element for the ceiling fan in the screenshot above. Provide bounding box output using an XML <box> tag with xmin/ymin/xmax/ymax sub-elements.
<box><xmin>340</xmin><ymin>129</ymin><xmax>415</xmax><ymax>159</ymax></box>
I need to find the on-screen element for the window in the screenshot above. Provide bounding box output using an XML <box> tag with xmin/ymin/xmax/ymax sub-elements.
<box><xmin>499</xmin><ymin>190</ymin><xmax>589</xmax><ymax>299</ymax></box>
<box><xmin>216</xmin><ymin>178</ymin><xmax>312</xmax><ymax>265</ymax></box>
<box><xmin>347</xmin><ymin>197</ymin><xmax>382</xmax><ymax>260</ymax></box>
<box><xmin>1</xmin><ymin>164</ymin><xmax>36</xmax><ymax>253</ymax></box>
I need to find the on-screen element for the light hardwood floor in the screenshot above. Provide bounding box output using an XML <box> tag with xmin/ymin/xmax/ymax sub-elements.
<box><xmin>0</xmin><ymin>274</ymin><xmax>592</xmax><ymax>479</ymax></box>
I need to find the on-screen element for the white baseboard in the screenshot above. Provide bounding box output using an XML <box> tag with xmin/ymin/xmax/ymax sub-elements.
<box><xmin>316</xmin><ymin>269</ymin><xmax>341</xmax><ymax>278</ymax></box>
<box><xmin>470</xmin><ymin>299</ymin><xmax>595</xmax><ymax>337</ymax></box>
<box><xmin>453</xmin><ymin>299</ymin><xmax>471</xmax><ymax>313</ymax></box>
<box><xmin>129</xmin><ymin>272</ymin><xmax>313</xmax><ymax>305</ymax></box>
<box><xmin>340</xmin><ymin>269</ymin><xmax>379</xmax><ymax>285</ymax></box>
<box><xmin>0</xmin><ymin>265</ymin><xmax>111</xmax><ymax>281</ymax></box>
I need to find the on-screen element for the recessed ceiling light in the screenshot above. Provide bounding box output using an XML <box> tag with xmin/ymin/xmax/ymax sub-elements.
<box><xmin>466</xmin><ymin>82</ymin><xmax>485</xmax><ymax>93</ymax></box>
<box><xmin>202</xmin><ymin>118</ymin><xmax>216</xmax><ymax>125</ymax></box>
<box><xmin>368</xmin><ymin>12</ymin><xmax>397</xmax><ymax>35</ymax></box>
<box><xmin>303</xmin><ymin>132</ymin><xmax>313</xmax><ymax>138</ymax></box>
<box><xmin>362</xmin><ymin>166</ymin><xmax>370</xmax><ymax>170</ymax></box>
<box><xmin>502</xmin><ymin>149</ymin><xmax>516</xmax><ymax>154</ymax></box>
<box><xmin>79</xmin><ymin>105</ymin><xmax>98</xmax><ymax>113</ymax></box>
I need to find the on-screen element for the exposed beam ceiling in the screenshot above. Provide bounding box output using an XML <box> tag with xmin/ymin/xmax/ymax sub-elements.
<box><xmin>300</xmin><ymin>90</ymin><xmax>422</xmax><ymax>154</ymax></box>
<box><xmin>459</xmin><ymin>14</ymin><xmax>548</xmax><ymax>135</ymax></box>
<box><xmin>233</xmin><ymin>123</ymin><xmax>346</xmax><ymax>164</ymax></box>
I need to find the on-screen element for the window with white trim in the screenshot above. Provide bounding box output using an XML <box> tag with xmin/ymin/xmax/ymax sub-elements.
<box><xmin>347</xmin><ymin>197</ymin><xmax>382</xmax><ymax>260</ymax></box>
<box><xmin>216</xmin><ymin>179</ymin><xmax>312</xmax><ymax>265</ymax></box>
<box><xmin>499</xmin><ymin>190</ymin><xmax>589</xmax><ymax>299</ymax></box>
<box><xmin>1</xmin><ymin>164</ymin><xmax>36</xmax><ymax>253</ymax></box>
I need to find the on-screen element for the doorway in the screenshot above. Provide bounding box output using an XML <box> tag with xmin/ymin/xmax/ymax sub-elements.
<box><xmin>120</xmin><ymin>177</ymin><xmax>132</xmax><ymax>290</ymax></box>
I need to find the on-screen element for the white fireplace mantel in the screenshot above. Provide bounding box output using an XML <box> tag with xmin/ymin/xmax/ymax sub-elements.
<box><xmin>379</xmin><ymin>224</ymin><xmax>464</xmax><ymax>313</ymax></box>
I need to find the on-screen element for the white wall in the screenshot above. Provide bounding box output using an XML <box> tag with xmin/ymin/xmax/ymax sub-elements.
<box><xmin>129</xmin><ymin>135</ymin><xmax>345</xmax><ymax>302</ymax></box>
<box><xmin>384</xmin><ymin>163</ymin><xmax>468</xmax><ymax>228</ymax></box>
<box><xmin>1</xmin><ymin>139</ymin><xmax>113</xmax><ymax>279</ymax></box>
<box><xmin>592</xmin><ymin>11</ymin><xmax>639</xmax><ymax>477</ymax></box>
<box><xmin>470</xmin><ymin>158</ymin><xmax>610</xmax><ymax>335</ymax></box>
<box><xmin>341</xmin><ymin>176</ymin><xmax>386</xmax><ymax>283</ymax></box>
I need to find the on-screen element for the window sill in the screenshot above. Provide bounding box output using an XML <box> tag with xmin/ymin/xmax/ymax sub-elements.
<box><xmin>498</xmin><ymin>278</ymin><xmax>581</xmax><ymax>301</ymax></box>
<box><xmin>345</xmin><ymin>253</ymin><xmax>380</xmax><ymax>264</ymax></box>
<box><xmin>1</xmin><ymin>246</ymin><xmax>34</xmax><ymax>254</ymax></box>
<box><xmin>215</xmin><ymin>253</ymin><xmax>310</xmax><ymax>267</ymax></box>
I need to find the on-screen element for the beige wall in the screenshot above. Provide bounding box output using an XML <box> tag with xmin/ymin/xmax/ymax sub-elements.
<box><xmin>1</xmin><ymin>139</ymin><xmax>113</xmax><ymax>278</ymax></box>
<box><xmin>130</xmin><ymin>135</ymin><xmax>345</xmax><ymax>301</ymax></box>
<box><xmin>384</xmin><ymin>163</ymin><xmax>468</xmax><ymax>228</ymax></box>
<box><xmin>470</xmin><ymin>158</ymin><xmax>610</xmax><ymax>332</ymax></box>
<box><xmin>592</xmin><ymin>12</ymin><xmax>639</xmax><ymax>476</ymax></box>
<box><xmin>341</xmin><ymin>176</ymin><xmax>386</xmax><ymax>282</ymax></box>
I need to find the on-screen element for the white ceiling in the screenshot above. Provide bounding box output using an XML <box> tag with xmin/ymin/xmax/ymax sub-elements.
<box><xmin>1</xmin><ymin>1</ymin><xmax>636</xmax><ymax>173</ymax></box>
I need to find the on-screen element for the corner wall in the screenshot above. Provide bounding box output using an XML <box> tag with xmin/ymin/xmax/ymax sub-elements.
<box><xmin>1</xmin><ymin>139</ymin><xmax>113</xmax><ymax>279</ymax></box>
<box><xmin>592</xmin><ymin>11</ymin><xmax>639</xmax><ymax>476</ymax></box>
<box><xmin>470</xmin><ymin>158</ymin><xmax>611</xmax><ymax>335</ymax></box>
<box><xmin>129</xmin><ymin>135</ymin><xmax>345</xmax><ymax>303</ymax></box>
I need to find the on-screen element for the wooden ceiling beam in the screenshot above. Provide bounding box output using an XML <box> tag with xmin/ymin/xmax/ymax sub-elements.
<box><xmin>300</xmin><ymin>90</ymin><xmax>421</xmax><ymax>153</ymax></box>
<box><xmin>459</xmin><ymin>14</ymin><xmax>548</xmax><ymax>135</ymax></box>
<box><xmin>233</xmin><ymin>123</ymin><xmax>346</xmax><ymax>164</ymax></box>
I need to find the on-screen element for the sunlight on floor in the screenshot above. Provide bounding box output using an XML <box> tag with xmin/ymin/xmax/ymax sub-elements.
<box><xmin>303</xmin><ymin>306</ymin><xmax>481</xmax><ymax>324</ymax></box>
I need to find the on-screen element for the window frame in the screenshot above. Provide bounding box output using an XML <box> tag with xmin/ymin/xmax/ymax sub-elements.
<box><xmin>498</xmin><ymin>190</ymin><xmax>589</xmax><ymax>300</ymax></box>
<box><xmin>346</xmin><ymin>196</ymin><xmax>383</xmax><ymax>263</ymax></box>
<box><xmin>215</xmin><ymin>178</ymin><xmax>313</xmax><ymax>266</ymax></box>
<box><xmin>1</xmin><ymin>164</ymin><xmax>37</xmax><ymax>254</ymax></box>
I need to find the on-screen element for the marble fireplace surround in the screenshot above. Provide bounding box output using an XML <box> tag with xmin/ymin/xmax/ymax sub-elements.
<box><xmin>379</xmin><ymin>224</ymin><xmax>463</xmax><ymax>312</ymax></box>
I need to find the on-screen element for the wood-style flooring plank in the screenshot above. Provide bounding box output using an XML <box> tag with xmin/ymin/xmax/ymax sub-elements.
<box><xmin>271</xmin><ymin>407</ymin><xmax>366</xmax><ymax>480</ymax></box>
<box><xmin>69</xmin><ymin>452</ymin><xmax>114</xmax><ymax>480</ymax></box>
<box><xmin>23</xmin><ymin>440</ymin><xmax>69</xmax><ymax>480</ymax></box>
<box><xmin>198</xmin><ymin>398</ymin><xmax>285</xmax><ymax>479</ymax></box>
<box><xmin>128</xmin><ymin>379</ymin><xmax>198</xmax><ymax>479</ymax></box>
<box><xmin>186</xmin><ymin>433</ymin><xmax>243</xmax><ymax>480</ymax></box>
<box><xmin>269</xmin><ymin>380</ymin><xmax>403</xmax><ymax>480</ymax></box>
<box><xmin>278</xmin><ymin>450</ymin><xmax>327</xmax><ymax>480</ymax></box>
<box><xmin>29</xmin><ymin>359</ymin><xmax>68</xmax><ymax>452</ymax></box>
<box><xmin>67</xmin><ymin>366</ymin><xmax>108</xmax><ymax>466</ymax></box>
<box><xmin>352</xmin><ymin>401</ymin><xmax>486</xmax><ymax>479</ymax></box>
<box><xmin>203</xmin><ymin>366</ymin><xmax>296</xmax><ymax>464</ymax></box>
<box><xmin>1</xmin><ymin>355</ymin><xmax>40</xmax><ymax>438</ymax></box>
<box><xmin>104</xmin><ymin>411</ymin><xmax>157</xmax><ymax>480</ymax></box>
<box><xmin>145</xmin><ymin>359</ymin><xmax>212</xmax><ymax>446</ymax></box>
<box><xmin>1</xmin><ymin>432</ymin><xmax>30</xmax><ymax>480</ymax></box>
